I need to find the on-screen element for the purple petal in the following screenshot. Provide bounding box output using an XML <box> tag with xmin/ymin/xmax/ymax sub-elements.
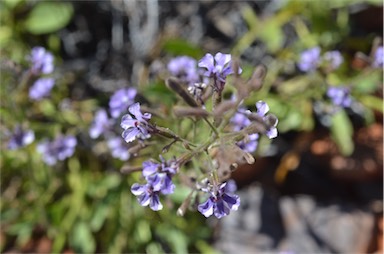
<box><xmin>128</xmin><ymin>102</ymin><xmax>142</xmax><ymax>120</ymax></box>
<box><xmin>142</xmin><ymin>161</ymin><xmax>159</xmax><ymax>177</ymax></box>
<box><xmin>131</xmin><ymin>183</ymin><xmax>146</xmax><ymax>196</ymax></box>
<box><xmin>214</xmin><ymin>53</ymin><xmax>231</xmax><ymax>69</ymax></box>
<box><xmin>122</xmin><ymin>128</ymin><xmax>141</xmax><ymax>143</ymax></box>
<box><xmin>214</xmin><ymin>199</ymin><xmax>230</xmax><ymax>219</ymax></box>
<box><xmin>198</xmin><ymin>198</ymin><xmax>214</xmax><ymax>218</ymax></box>
<box><xmin>256</xmin><ymin>101</ymin><xmax>269</xmax><ymax>117</ymax></box>
<box><xmin>198</xmin><ymin>53</ymin><xmax>215</xmax><ymax>75</ymax></box>
<box><xmin>266</xmin><ymin>127</ymin><xmax>278</xmax><ymax>139</ymax></box>
<box><xmin>138</xmin><ymin>192</ymin><xmax>151</xmax><ymax>206</ymax></box>
<box><xmin>222</xmin><ymin>193</ymin><xmax>240</xmax><ymax>210</ymax></box>
<box><xmin>149</xmin><ymin>194</ymin><xmax>163</xmax><ymax>211</ymax></box>
<box><xmin>120</xmin><ymin>114</ymin><xmax>137</xmax><ymax>129</ymax></box>
<box><xmin>160</xmin><ymin>176</ymin><xmax>175</xmax><ymax>195</ymax></box>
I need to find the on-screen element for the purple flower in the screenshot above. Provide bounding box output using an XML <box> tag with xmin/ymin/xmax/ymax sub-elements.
<box><xmin>121</xmin><ymin>102</ymin><xmax>152</xmax><ymax>143</ymax></box>
<box><xmin>230</xmin><ymin>110</ymin><xmax>251</xmax><ymax>132</ymax></box>
<box><xmin>256</xmin><ymin>101</ymin><xmax>278</xmax><ymax>139</ymax></box>
<box><xmin>230</xmin><ymin>110</ymin><xmax>260</xmax><ymax>152</ymax></box>
<box><xmin>323</xmin><ymin>50</ymin><xmax>343</xmax><ymax>70</ymax></box>
<box><xmin>29</xmin><ymin>78</ymin><xmax>55</xmax><ymax>101</ymax></box>
<box><xmin>109</xmin><ymin>88</ymin><xmax>137</xmax><ymax>118</ymax></box>
<box><xmin>89</xmin><ymin>109</ymin><xmax>114</xmax><ymax>139</ymax></box>
<box><xmin>7</xmin><ymin>126</ymin><xmax>35</xmax><ymax>150</ymax></box>
<box><xmin>142</xmin><ymin>157</ymin><xmax>178</xmax><ymax>195</ymax></box>
<box><xmin>28</xmin><ymin>47</ymin><xmax>54</xmax><ymax>75</ymax></box>
<box><xmin>327</xmin><ymin>86</ymin><xmax>352</xmax><ymax>108</ymax></box>
<box><xmin>373</xmin><ymin>46</ymin><xmax>383</xmax><ymax>68</ymax></box>
<box><xmin>198</xmin><ymin>52</ymin><xmax>241</xmax><ymax>91</ymax></box>
<box><xmin>198</xmin><ymin>182</ymin><xmax>240</xmax><ymax>219</ymax></box>
<box><xmin>237</xmin><ymin>133</ymin><xmax>259</xmax><ymax>153</ymax></box>
<box><xmin>37</xmin><ymin>135</ymin><xmax>77</xmax><ymax>165</ymax></box>
<box><xmin>131</xmin><ymin>183</ymin><xmax>163</xmax><ymax>211</ymax></box>
<box><xmin>298</xmin><ymin>47</ymin><xmax>321</xmax><ymax>72</ymax></box>
<box><xmin>167</xmin><ymin>56</ymin><xmax>199</xmax><ymax>85</ymax></box>
<box><xmin>107</xmin><ymin>137</ymin><xmax>130</xmax><ymax>161</ymax></box>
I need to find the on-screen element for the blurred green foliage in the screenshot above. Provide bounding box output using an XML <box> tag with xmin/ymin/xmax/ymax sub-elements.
<box><xmin>1</xmin><ymin>0</ymin><xmax>382</xmax><ymax>253</ymax></box>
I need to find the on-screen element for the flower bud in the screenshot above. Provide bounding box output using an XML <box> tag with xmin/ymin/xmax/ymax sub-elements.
<box><xmin>166</xmin><ymin>77</ymin><xmax>198</xmax><ymax>107</ymax></box>
<box><xmin>173</xmin><ymin>106</ymin><xmax>210</xmax><ymax>118</ymax></box>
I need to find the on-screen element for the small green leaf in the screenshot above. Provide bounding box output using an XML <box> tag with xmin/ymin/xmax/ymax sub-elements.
<box><xmin>24</xmin><ymin>2</ymin><xmax>74</xmax><ymax>34</ymax></box>
<box><xmin>71</xmin><ymin>222</ymin><xmax>96</xmax><ymax>254</ymax></box>
<box><xmin>330</xmin><ymin>110</ymin><xmax>354</xmax><ymax>156</ymax></box>
<box><xmin>163</xmin><ymin>39</ymin><xmax>203</xmax><ymax>58</ymax></box>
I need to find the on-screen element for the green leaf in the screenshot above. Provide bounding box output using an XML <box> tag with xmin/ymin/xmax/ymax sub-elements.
<box><xmin>163</xmin><ymin>39</ymin><xmax>203</xmax><ymax>58</ymax></box>
<box><xmin>90</xmin><ymin>203</ymin><xmax>109</xmax><ymax>232</ymax></box>
<box><xmin>260</xmin><ymin>21</ymin><xmax>283</xmax><ymax>53</ymax></box>
<box><xmin>24</xmin><ymin>2</ymin><xmax>74</xmax><ymax>34</ymax></box>
<box><xmin>71</xmin><ymin>222</ymin><xmax>96</xmax><ymax>254</ymax></box>
<box><xmin>330</xmin><ymin>110</ymin><xmax>354</xmax><ymax>156</ymax></box>
<box><xmin>359</xmin><ymin>95</ymin><xmax>384</xmax><ymax>113</ymax></box>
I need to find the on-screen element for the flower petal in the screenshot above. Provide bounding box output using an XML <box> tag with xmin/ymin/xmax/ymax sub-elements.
<box><xmin>256</xmin><ymin>101</ymin><xmax>269</xmax><ymax>117</ymax></box>
<box><xmin>198</xmin><ymin>198</ymin><xmax>214</xmax><ymax>218</ymax></box>
<box><xmin>122</xmin><ymin>128</ymin><xmax>140</xmax><ymax>143</ymax></box>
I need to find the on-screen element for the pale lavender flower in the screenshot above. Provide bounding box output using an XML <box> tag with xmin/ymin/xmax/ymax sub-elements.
<box><xmin>28</xmin><ymin>47</ymin><xmax>54</xmax><ymax>75</ymax></box>
<box><xmin>256</xmin><ymin>101</ymin><xmax>278</xmax><ymax>139</ymax></box>
<box><xmin>107</xmin><ymin>137</ymin><xmax>130</xmax><ymax>161</ymax></box>
<box><xmin>131</xmin><ymin>183</ymin><xmax>163</xmax><ymax>211</ymax></box>
<box><xmin>327</xmin><ymin>86</ymin><xmax>352</xmax><ymax>108</ymax></box>
<box><xmin>298</xmin><ymin>47</ymin><xmax>321</xmax><ymax>72</ymax></box>
<box><xmin>109</xmin><ymin>88</ymin><xmax>137</xmax><ymax>118</ymax></box>
<box><xmin>29</xmin><ymin>78</ymin><xmax>55</xmax><ymax>101</ymax></box>
<box><xmin>7</xmin><ymin>126</ymin><xmax>35</xmax><ymax>150</ymax></box>
<box><xmin>198</xmin><ymin>182</ymin><xmax>240</xmax><ymax>219</ymax></box>
<box><xmin>198</xmin><ymin>52</ymin><xmax>241</xmax><ymax>91</ymax></box>
<box><xmin>230</xmin><ymin>110</ymin><xmax>251</xmax><ymax>132</ymax></box>
<box><xmin>37</xmin><ymin>135</ymin><xmax>77</xmax><ymax>165</ymax></box>
<box><xmin>167</xmin><ymin>56</ymin><xmax>199</xmax><ymax>85</ymax></box>
<box><xmin>323</xmin><ymin>50</ymin><xmax>343</xmax><ymax>70</ymax></box>
<box><xmin>120</xmin><ymin>102</ymin><xmax>152</xmax><ymax>143</ymax></box>
<box><xmin>237</xmin><ymin>133</ymin><xmax>259</xmax><ymax>153</ymax></box>
<box><xmin>89</xmin><ymin>109</ymin><xmax>114</xmax><ymax>139</ymax></box>
<box><xmin>373</xmin><ymin>46</ymin><xmax>383</xmax><ymax>68</ymax></box>
<box><xmin>230</xmin><ymin>110</ymin><xmax>260</xmax><ymax>152</ymax></box>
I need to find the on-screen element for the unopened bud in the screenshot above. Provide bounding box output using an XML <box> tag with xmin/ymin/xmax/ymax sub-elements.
<box><xmin>243</xmin><ymin>151</ymin><xmax>255</xmax><ymax>164</ymax></box>
<box><xmin>264</xmin><ymin>114</ymin><xmax>278</xmax><ymax>128</ymax></box>
<box><xmin>176</xmin><ymin>191</ymin><xmax>194</xmax><ymax>217</ymax></box>
<box><xmin>120</xmin><ymin>165</ymin><xmax>142</xmax><ymax>174</ymax></box>
<box><xmin>173</xmin><ymin>106</ymin><xmax>210</xmax><ymax>118</ymax></box>
<box><xmin>166</xmin><ymin>78</ymin><xmax>198</xmax><ymax>107</ymax></box>
<box><xmin>213</xmin><ymin>100</ymin><xmax>237</xmax><ymax>117</ymax></box>
<box><xmin>247</xmin><ymin>65</ymin><xmax>267</xmax><ymax>90</ymax></box>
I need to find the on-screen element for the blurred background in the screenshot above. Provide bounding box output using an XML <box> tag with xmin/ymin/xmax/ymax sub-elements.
<box><xmin>0</xmin><ymin>0</ymin><xmax>383</xmax><ymax>253</ymax></box>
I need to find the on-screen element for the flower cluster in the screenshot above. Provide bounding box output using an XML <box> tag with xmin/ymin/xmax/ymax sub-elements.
<box><xmin>87</xmin><ymin>87</ymin><xmax>139</xmax><ymax>161</ymax></box>
<box><xmin>326</xmin><ymin>86</ymin><xmax>352</xmax><ymax>108</ymax></box>
<box><xmin>118</xmin><ymin>52</ymin><xmax>280</xmax><ymax>219</ymax></box>
<box><xmin>28</xmin><ymin>46</ymin><xmax>54</xmax><ymax>75</ymax></box>
<box><xmin>230</xmin><ymin>101</ymin><xmax>278</xmax><ymax>153</ymax></box>
<box><xmin>131</xmin><ymin>157</ymin><xmax>178</xmax><ymax>211</ymax></box>
<box><xmin>37</xmin><ymin>135</ymin><xmax>77</xmax><ymax>166</ymax></box>
<box><xmin>298</xmin><ymin>47</ymin><xmax>343</xmax><ymax>72</ymax></box>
